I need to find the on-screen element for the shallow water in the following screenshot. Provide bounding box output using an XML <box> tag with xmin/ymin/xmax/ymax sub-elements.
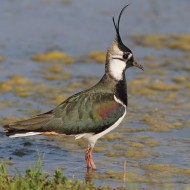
<box><xmin>0</xmin><ymin>0</ymin><xmax>190</xmax><ymax>189</ymax></box>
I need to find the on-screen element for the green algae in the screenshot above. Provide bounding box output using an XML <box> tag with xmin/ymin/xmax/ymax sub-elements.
<box><xmin>32</xmin><ymin>50</ymin><xmax>74</xmax><ymax>63</ymax></box>
<box><xmin>172</xmin><ymin>75</ymin><xmax>186</xmax><ymax>83</ymax></box>
<box><xmin>143</xmin><ymin>163</ymin><xmax>190</xmax><ymax>177</ymax></box>
<box><xmin>79</xmin><ymin>51</ymin><xmax>106</xmax><ymax>64</ymax></box>
<box><xmin>143</xmin><ymin>139</ymin><xmax>160</xmax><ymax>147</ymax></box>
<box><xmin>88</xmin><ymin>51</ymin><xmax>106</xmax><ymax>63</ymax></box>
<box><xmin>131</xmin><ymin>143</ymin><xmax>144</xmax><ymax>149</ymax></box>
<box><xmin>130</xmin><ymin>34</ymin><xmax>190</xmax><ymax>51</ymax></box>
<box><xmin>148</xmin><ymin>81</ymin><xmax>178</xmax><ymax>91</ymax></box>
<box><xmin>104</xmin><ymin>133</ymin><xmax>123</xmax><ymax>140</ymax></box>
<box><xmin>0</xmin><ymin>74</ymin><xmax>32</xmax><ymax>94</ymax></box>
<box><xmin>0</xmin><ymin>55</ymin><xmax>6</xmax><ymax>62</ymax></box>
<box><xmin>106</xmin><ymin>151</ymin><xmax>123</xmax><ymax>157</ymax></box>
<box><xmin>93</xmin><ymin>146</ymin><xmax>106</xmax><ymax>153</ymax></box>
<box><xmin>40</xmin><ymin>64</ymin><xmax>72</xmax><ymax>81</ymax></box>
<box><xmin>125</xmin><ymin>148</ymin><xmax>152</xmax><ymax>159</ymax></box>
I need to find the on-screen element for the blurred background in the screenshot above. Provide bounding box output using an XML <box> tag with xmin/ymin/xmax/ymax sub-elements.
<box><xmin>0</xmin><ymin>0</ymin><xmax>190</xmax><ymax>189</ymax></box>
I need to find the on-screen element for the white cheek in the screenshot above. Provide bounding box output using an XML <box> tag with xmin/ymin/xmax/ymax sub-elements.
<box><xmin>109</xmin><ymin>59</ymin><xmax>126</xmax><ymax>81</ymax></box>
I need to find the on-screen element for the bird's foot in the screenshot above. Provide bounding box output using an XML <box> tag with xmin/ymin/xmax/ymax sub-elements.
<box><xmin>85</xmin><ymin>147</ymin><xmax>96</xmax><ymax>170</ymax></box>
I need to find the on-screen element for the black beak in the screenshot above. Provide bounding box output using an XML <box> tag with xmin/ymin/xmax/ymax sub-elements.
<box><xmin>133</xmin><ymin>61</ymin><xmax>144</xmax><ymax>71</ymax></box>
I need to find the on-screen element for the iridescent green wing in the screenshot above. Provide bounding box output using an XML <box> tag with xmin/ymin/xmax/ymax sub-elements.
<box><xmin>42</xmin><ymin>92</ymin><xmax>126</xmax><ymax>134</ymax></box>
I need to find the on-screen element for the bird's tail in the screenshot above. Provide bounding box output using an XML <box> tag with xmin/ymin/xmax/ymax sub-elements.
<box><xmin>3</xmin><ymin>111</ymin><xmax>53</xmax><ymax>138</ymax></box>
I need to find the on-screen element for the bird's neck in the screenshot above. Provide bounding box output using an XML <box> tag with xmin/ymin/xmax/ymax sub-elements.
<box><xmin>97</xmin><ymin>73</ymin><xmax>128</xmax><ymax>106</ymax></box>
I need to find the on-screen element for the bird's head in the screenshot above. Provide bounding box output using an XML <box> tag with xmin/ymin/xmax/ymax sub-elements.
<box><xmin>106</xmin><ymin>5</ymin><xmax>143</xmax><ymax>81</ymax></box>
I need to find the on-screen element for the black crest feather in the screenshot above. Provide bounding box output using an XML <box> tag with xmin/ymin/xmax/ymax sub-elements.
<box><xmin>112</xmin><ymin>4</ymin><xmax>130</xmax><ymax>43</ymax></box>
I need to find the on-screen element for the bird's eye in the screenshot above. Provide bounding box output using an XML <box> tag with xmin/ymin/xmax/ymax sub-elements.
<box><xmin>122</xmin><ymin>53</ymin><xmax>129</xmax><ymax>60</ymax></box>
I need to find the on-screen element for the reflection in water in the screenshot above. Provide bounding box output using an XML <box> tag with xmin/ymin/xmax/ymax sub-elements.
<box><xmin>85</xmin><ymin>168</ymin><xmax>96</xmax><ymax>184</ymax></box>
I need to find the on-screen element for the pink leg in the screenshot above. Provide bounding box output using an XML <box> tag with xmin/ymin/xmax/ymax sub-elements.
<box><xmin>85</xmin><ymin>147</ymin><xmax>96</xmax><ymax>170</ymax></box>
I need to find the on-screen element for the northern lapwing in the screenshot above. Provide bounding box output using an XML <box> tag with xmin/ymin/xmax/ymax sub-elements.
<box><xmin>2</xmin><ymin>5</ymin><xmax>143</xmax><ymax>170</ymax></box>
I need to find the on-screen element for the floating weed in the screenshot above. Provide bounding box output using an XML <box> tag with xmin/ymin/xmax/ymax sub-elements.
<box><xmin>87</xmin><ymin>51</ymin><xmax>106</xmax><ymax>64</ymax></box>
<box><xmin>0</xmin><ymin>55</ymin><xmax>6</xmax><ymax>62</ymax></box>
<box><xmin>142</xmin><ymin>114</ymin><xmax>176</xmax><ymax>132</ymax></box>
<box><xmin>130</xmin><ymin>34</ymin><xmax>190</xmax><ymax>51</ymax></box>
<box><xmin>93</xmin><ymin>146</ymin><xmax>106</xmax><ymax>153</ymax></box>
<box><xmin>104</xmin><ymin>170</ymin><xmax>123</xmax><ymax>180</ymax></box>
<box><xmin>131</xmin><ymin>143</ymin><xmax>144</xmax><ymax>149</ymax></box>
<box><xmin>40</xmin><ymin>64</ymin><xmax>72</xmax><ymax>81</ymax></box>
<box><xmin>129</xmin><ymin>77</ymin><xmax>157</xmax><ymax>96</ymax></box>
<box><xmin>143</xmin><ymin>139</ymin><xmax>160</xmax><ymax>147</ymax></box>
<box><xmin>143</xmin><ymin>163</ymin><xmax>190</xmax><ymax>177</ymax></box>
<box><xmin>163</xmin><ymin>92</ymin><xmax>178</xmax><ymax>103</ymax></box>
<box><xmin>46</xmin><ymin>64</ymin><xmax>63</xmax><ymax>73</ymax></box>
<box><xmin>125</xmin><ymin>148</ymin><xmax>151</xmax><ymax>159</ymax></box>
<box><xmin>0</xmin><ymin>74</ymin><xmax>32</xmax><ymax>95</ymax></box>
<box><xmin>168</xmin><ymin>34</ymin><xmax>190</xmax><ymax>51</ymax></box>
<box><xmin>130</xmin><ymin>34</ymin><xmax>167</xmax><ymax>49</ymax></box>
<box><xmin>112</xmin><ymin>144</ymin><xmax>127</xmax><ymax>151</ymax></box>
<box><xmin>45</xmin><ymin>72</ymin><xmax>71</xmax><ymax>81</ymax></box>
<box><xmin>32</xmin><ymin>50</ymin><xmax>74</xmax><ymax>63</ymax></box>
<box><xmin>14</xmin><ymin>86</ymin><xmax>31</xmax><ymax>97</ymax></box>
<box><xmin>173</xmin><ymin>121</ymin><xmax>183</xmax><ymax>128</ymax></box>
<box><xmin>106</xmin><ymin>151</ymin><xmax>123</xmax><ymax>157</ymax></box>
<box><xmin>8</xmin><ymin>74</ymin><xmax>31</xmax><ymax>85</ymax></box>
<box><xmin>103</xmin><ymin>169</ymin><xmax>145</xmax><ymax>184</ymax></box>
<box><xmin>104</xmin><ymin>133</ymin><xmax>123</xmax><ymax>140</ymax></box>
<box><xmin>148</xmin><ymin>81</ymin><xmax>178</xmax><ymax>91</ymax></box>
<box><xmin>0</xmin><ymin>82</ymin><xmax>12</xmax><ymax>92</ymax></box>
<box><xmin>172</xmin><ymin>75</ymin><xmax>186</xmax><ymax>83</ymax></box>
<box><xmin>78</xmin><ymin>51</ymin><xmax>106</xmax><ymax>64</ymax></box>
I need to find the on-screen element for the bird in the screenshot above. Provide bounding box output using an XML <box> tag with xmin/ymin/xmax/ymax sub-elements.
<box><xmin>2</xmin><ymin>5</ymin><xmax>143</xmax><ymax>170</ymax></box>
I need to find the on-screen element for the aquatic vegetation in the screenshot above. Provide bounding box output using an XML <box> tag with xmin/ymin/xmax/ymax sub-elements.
<box><xmin>0</xmin><ymin>55</ymin><xmax>6</xmax><ymax>62</ymax></box>
<box><xmin>131</xmin><ymin>143</ymin><xmax>144</xmax><ymax>149</ymax></box>
<box><xmin>106</xmin><ymin>151</ymin><xmax>123</xmax><ymax>157</ymax></box>
<box><xmin>32</xmin><ymin>51</ymin><xmax>74</xmax><ymax>63</ymax></box>
<box><xmin>130</xmin><ymin>34</ymin><xmax>190</xmax><ymax>51</ymax></box>
<box><xmin>104</xmin><ymin>133</ymin><xmax>123</xmax><ymax>140</ymax></box>
<box><xmin>46</xmin><ymin>64</ymin><xmax>63</xmax><ymax>73</ymax></box>
<box><xmin>130</xmin><ymin>34</ymin><xmax>167</xmax><ymax>49</ymax></box>
<box><xmin>8</xmin><ymin>74</ymin><xmax>31</xmax><ymax>85</ymax></box>
<box><xmin>39</xmin><ymin>64</ymin><xmax>72</xmax><ymax>81</ymax></box>
<box><xmin>0</xmin><ymin>82</ymin><xmax>12</xmax><ymax>92</ymax></box>
<box><xmin>143</xmin><ymin>139</ymin><xmax>160</xmax><ymax>147</ymax></box>
<box><xmin>168</xmin><ymin>34</ymin><xmax>190</xmax><ymax>51</ymax></box>
<box><xmin>93</xmin><ymin>146</ymin><xmax>106</xmax><ymax>152</ymax></box>
<box><xmin>148</xmin><ymin>81</ymin><xmax>178</xmax><ymax>91</ymax></box>
<box><xmin>0</xmin><ymin>74</ymin><xmax>32</xmax><ymax>94</ymax></box>
<box><xmin>142</xmin><ymin>114</ymin><xmax>179</xmax><ymax>132</ymax></box>
<box><xmin>78</xmin><ymin>51</ymin><xmax>106</xmax><ymax>64</ymax></box>
<box><xmin>44</xmin><ymin>73</ymin><xmax>71</xmax><ymax>81</ymax></box>
<box><xmin>14</xmin><ymin>86</ymin><xmax>31</xmax><ymax>97</ymax></box>
<box><xmin>143</xmin><ymin>163</ymin><xmax>190</xmax><ymax>176</ymax></box>
<box><xmin>87</xmin><ymin>51</ymin><xmax>106</xmax><ymax>63</ymax></box>
<box><xmin>0</xmin><ymin>162</ymin><xmax>131</xmax><ymax>190</ymax></box>
<box><xmin>172</xmin><ymin>75</ymin><xmax>186</xmax><ymax>83</ymax></box>
<box><xmin>125</xmin><ymin>147</ymin><xmax>151</xmax><ymax>159</ymax></box>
